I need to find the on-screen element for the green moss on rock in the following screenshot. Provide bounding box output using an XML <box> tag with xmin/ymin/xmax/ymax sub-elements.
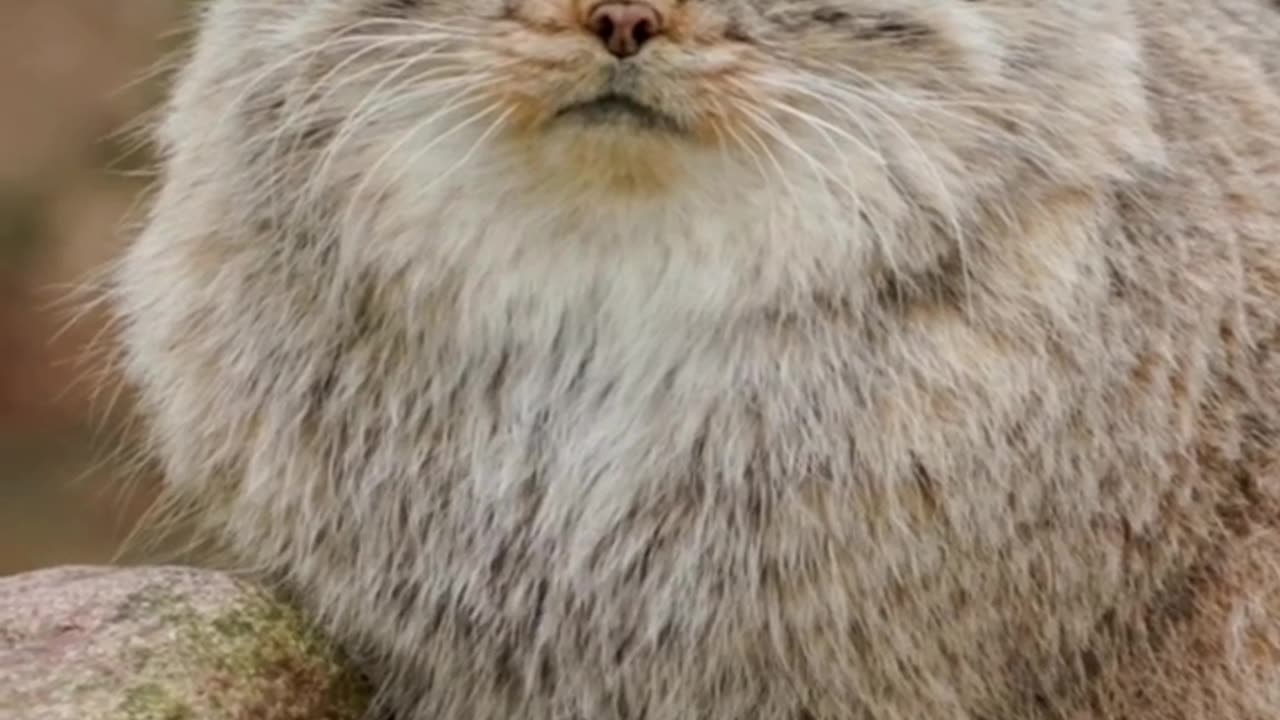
<box><xmin>0</xmin><ymin>566</ymin><xmax>372</xmax><ymax>720</ymax></box>
<box><xmin>119</xmin><ymin>684</ymin><xmax>195</xmax><ymax>720</ymax></box>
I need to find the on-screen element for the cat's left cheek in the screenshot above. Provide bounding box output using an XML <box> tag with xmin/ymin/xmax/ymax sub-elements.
<box><xmin>667</xmin><ymin>2</ymin><xmax>749</xmax><ymax>44</ymax></box>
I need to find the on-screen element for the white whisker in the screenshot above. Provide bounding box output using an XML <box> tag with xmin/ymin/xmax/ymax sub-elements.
<box><xmin>337</xmin><ymin>93</ymin><xmax>509</xmax><ymax>235</ymax></box>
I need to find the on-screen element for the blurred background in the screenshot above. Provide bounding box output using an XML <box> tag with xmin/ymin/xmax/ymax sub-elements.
<box><xmin>0</xmin><ymin>1</ymin><xmax>189</xmax><ymax>574</ymax></box>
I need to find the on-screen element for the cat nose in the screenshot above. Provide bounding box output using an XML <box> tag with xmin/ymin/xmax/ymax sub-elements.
<box><xmin>586</xmin><ymin>1</ymin><xmax>664</xmax><ymax>59</ymax></box>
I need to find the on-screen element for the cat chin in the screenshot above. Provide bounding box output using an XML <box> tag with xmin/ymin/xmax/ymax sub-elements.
<box><xmin>493</xmin><ymin>119</ymin><xmax>706</xmax><ymax>196</ymax></box>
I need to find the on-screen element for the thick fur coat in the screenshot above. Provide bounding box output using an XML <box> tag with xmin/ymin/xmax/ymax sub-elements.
<box><xmin>113</xmin><ymin>0</ymin><xmax>1280</xmax><ymax>717</ymax></box>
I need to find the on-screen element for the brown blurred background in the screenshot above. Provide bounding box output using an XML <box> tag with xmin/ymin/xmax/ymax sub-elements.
<box><xmin>0</xmin><ymin>1</ymin><xmax>189</xmax><ymax>574</ymax></box>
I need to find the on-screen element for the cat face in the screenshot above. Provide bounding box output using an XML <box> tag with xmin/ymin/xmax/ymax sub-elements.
<box><xmin>175</xmin><ymin>0</ymin><xmax>1152</xmax><ymax>246</ymax></box>
<box><xmin>298</xmin><ymin>0</ymin><xmax>1003</xmax><ymax>145</ymax></box>
<box><xmin>210</xmin><ymin>0</ymin><xmax>1017</xmax><ymax>209</ymax></box>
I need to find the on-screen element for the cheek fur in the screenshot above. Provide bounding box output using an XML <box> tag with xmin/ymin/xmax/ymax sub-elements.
<box><xmin>749</xmin><ymin>1</ymin><xmax>1006</xmax><ymax>78</ymax></box>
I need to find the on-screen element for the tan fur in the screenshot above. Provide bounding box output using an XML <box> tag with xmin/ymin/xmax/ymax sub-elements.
<box><xmin>112</xmin><ymin>0</ymin><xmax>1280</xmax><ymax>717</ymax></box>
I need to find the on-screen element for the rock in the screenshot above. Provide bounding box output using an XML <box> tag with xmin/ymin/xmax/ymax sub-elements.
<box><xmin>0</xmin><ymin>565</ymin><xmax>372</xmax><ymax>720</ymax></box>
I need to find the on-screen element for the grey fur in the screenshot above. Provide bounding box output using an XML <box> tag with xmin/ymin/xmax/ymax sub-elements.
<box><xmin>113</xmin><ymin>0</ymin><xmax>1280</xmax><ymax>717</ymax></box>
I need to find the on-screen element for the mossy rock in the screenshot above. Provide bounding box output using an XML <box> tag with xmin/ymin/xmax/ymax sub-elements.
<box><xmin>0</xmin><ymin>566</ymin><xmax>371</xmax><ymax>720</ymax></box>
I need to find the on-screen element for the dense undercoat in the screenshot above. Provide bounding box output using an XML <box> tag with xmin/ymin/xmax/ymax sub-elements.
<box><xmin>115</xmin><ymin>0</ymin><xmax>1280</xmax><ymax>717</ymax></box>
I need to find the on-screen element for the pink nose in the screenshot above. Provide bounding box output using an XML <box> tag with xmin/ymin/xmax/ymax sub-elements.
<box><xmin>587</xmin><ymin>1</ymin><xmax>664</xmax><ymax>59</ymax></box>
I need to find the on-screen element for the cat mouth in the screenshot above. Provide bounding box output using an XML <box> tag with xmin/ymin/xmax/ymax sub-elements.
<box><xmin>554</xmin><ymin>93</ymin><xmax>683</xmax><ymax>133</ymax></box>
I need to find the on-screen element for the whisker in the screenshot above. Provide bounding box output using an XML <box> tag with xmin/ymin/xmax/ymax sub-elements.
<box><xmin>337</xmin><ymin>92</ymin><xmax>509</xmax><ymax>235</ymax></box>
<box><xmin>710</xmin><ymin>104</ymin><xmax>772</xmax><ymax>193</ymax></box>
<box><xmin>757</xmin><ymin>71</ymin><xmax>979</xmax><ymax>308</ymax></box>
<box><xmin>283</xmin><ymin>52</ymin><xmax>453</xmax><ymax>206</ymax></box>
<box><xmin>404</xmin><ymin>105</ymin><xmax>517</xmax><ymax>206</ymax></box>
<box><xmin>331</xmin><ymin>16</ymin><xmax>491</xmax><ymax>39</ymax></box>
<box><xmin>261</xmin><ymin>44</ymin><xmax>459</xmax><ymax>215</ymax></box>
<box><xmin>296</xmin><ymin>69</ymin><xmax>515</xmax><ymax>220</ymax></box>
<box><xmin>741</xmin><ymin>97</ymin><xmax>904</xmax><ymax>285</ymax></box>
<box><xmin>724</xmin><ymin>100</ymin><xmax>805</xmax><ymax>214</ymax></box>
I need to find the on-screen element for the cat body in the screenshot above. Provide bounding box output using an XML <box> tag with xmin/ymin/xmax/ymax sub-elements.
<box><xmin>115</xmin><ymin>0</ymin><xmax>1280</xmax><ymax>717</ymax></box>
